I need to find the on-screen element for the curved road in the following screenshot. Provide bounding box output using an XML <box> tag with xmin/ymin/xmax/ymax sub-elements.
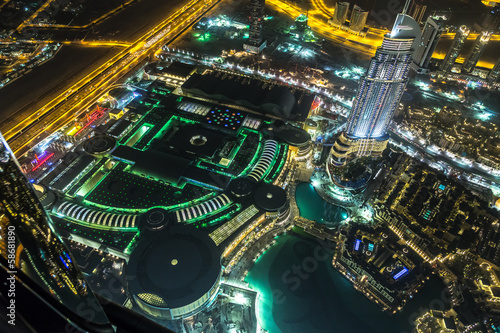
<box><xmin>389</xmin><ymin>131</ymin><xmax>500</xmax><ymax>186</ymax></box>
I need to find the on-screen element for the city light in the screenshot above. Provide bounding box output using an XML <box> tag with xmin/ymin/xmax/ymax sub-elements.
<box><xmin>2</xmin><ymin>0</ymin><xmax>500</xmax><ymax>331</ymax></box>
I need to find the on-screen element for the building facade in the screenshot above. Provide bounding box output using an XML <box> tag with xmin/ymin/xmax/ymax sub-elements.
<box><xmin>0</xmin><ymin>132</ymin><xmax>112</xmax><ymax>330</ymax></box>
<box><xmin>482</xmin><ymin>7</ymin><xmax>500</xmax><ymax>30</ymax></box>
<box><xmin>408</xmin><ymin>0</ymin><xmax>427</xmax><ymax>24</ymax></box>
<box><xmin>462</xmin><ymin>30</ymin><xmax>492</xmax><ymax>73</ymax></box>
<box><xmin>244</xmin><ymin>0</ymin><xmax>266</xmax><ymax>53</ymax></box>
<box><xmin>487</xmin><ymin>56</ymin><xmax>500</xmax><ymax>82</ymax></box>
<box><xmin>349</xmin><ymin>5</ymin><xmax>368</xmax><ymax>35</ymax></box>
<box><xmin>440</xmin><ymin>25</ymin><xmax>470</xmax><ymax>72</ymax></box>
<box><xmin>411</xmin><ymin>17</ymin><xmax>443</xmax><ymax>74</ymax></box>
<box><xmin>330</xmin><ymin>11</ymin><xmax>421</xmax><ymax>165</ymax></box>
<box><xmin>328</xmin><ymin>1</ymin><xmax>349</xmax><ymax>28</ymax></box>
<box><xmin>477</xmin><ymin>222</ymin><xmax>500</xmax><ymax>265</ymax></box>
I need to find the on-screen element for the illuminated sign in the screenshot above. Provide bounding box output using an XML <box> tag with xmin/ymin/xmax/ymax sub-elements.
<box><xmin>354</xmin><ymin>239</ymin><xmax>361</xmax><ymax>251</ymax></box>
<box><xmin>393</xmin><ymin>267</ymin><xmax>408</xmax><ymax>280</ymax></box>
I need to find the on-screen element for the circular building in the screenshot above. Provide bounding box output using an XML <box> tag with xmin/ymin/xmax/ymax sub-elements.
<box><xmin>227</xmin><ymin>177</ymin><xmax>255</xmax><ymax>200</ymax></box>
<box><xmin>143</xmin><ymin>62</ymin><xmax>163</xmax><ymax>80</ymax></box>
<box><xmin>276</xmin><ymin>127</ymin><xmax>311</xmax><ymax>147</ymax></box>
<box><xmin>126</xmin><ymin>225</ymin><xmax>221</xmax><ymax>319</ymax></box>
<box><xmin>273</xmin><ymin>119</ymin><xmax>286</xmax><ymax>128</ymax></box>
<box><xmin>275</xmin><ymin>126</ymin><xmax>311</xmax><ymax>159</ymax></box>
<box><xmin>32</xmin><ymin>184</ymin><xmax>56</xmax><ymax>209</ymax></box>
<box><xmin>82</xmin><ymin>135</ymin><xmax>116</xmax><ymax>157</ymax></box>
<box><xmin>329</xmin><ymin>164</ymin><xmax>372</xmax><ymax>193</ymax></box>
<box><xmin>138</xmin><ymin>208</ymin><xmax>171</xmax><ymax>232</ymax></box>
<box><xmin>253</xmin><ymin>183</ymin><xmax>288</xmax><ymax>214</ymax></box>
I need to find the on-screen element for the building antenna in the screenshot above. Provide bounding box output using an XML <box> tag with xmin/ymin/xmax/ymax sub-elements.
<box><xmin>402</xmin><ymin>0</ymin><xmax>411</xmax><ymax>15</ymax></box>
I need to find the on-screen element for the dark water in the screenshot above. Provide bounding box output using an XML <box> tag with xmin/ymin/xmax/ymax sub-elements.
<box><xmin>246</xmin><ymin>234</ymin><xmax>449</xmax><ymax>333</ymax></box>
<box><xmin>295</xmin><ymin>182</ymin><xmax>348</xmax><ymax>225</ymax></box>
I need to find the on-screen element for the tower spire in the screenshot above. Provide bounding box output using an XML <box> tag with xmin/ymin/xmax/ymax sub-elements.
<box><xmin>402</xmin><ymin>0</ymin><xmax>411</xmax><ymax>15</ymax></box>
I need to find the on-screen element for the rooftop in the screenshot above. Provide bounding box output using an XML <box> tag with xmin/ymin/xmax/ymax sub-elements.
<box><xmin>126</xmin><ymin>224</ymin><xmax>221</xmax><ymax>309</ymax></box>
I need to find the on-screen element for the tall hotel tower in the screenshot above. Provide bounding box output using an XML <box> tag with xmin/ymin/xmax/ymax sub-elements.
<box><xmin>462</xmin><ymin>30</ymin><xmax>492</xmax><ymax>73</ymax></box>
<box><xmin>330</xmin><ymin>1</ymin><xmax>421</xmax><ymax>166</ymax></box>
<box><xmin>440</xmin><ymin>25</ymin><xmax>470</xmax><ymax>72</ymax></box>
<box><xmin>0</xmin><ymin>132</ymin><xmax>113</xmax><ymax>331</ymax></box>
<box><xmin>244</xmin><ymin>0</ymin><xmax>266</xmax><ymax>53</ymax></box>
<box><xmin>411</xmin><ymin>17</ymin><xmax>443</xmax><ymax>74</ymax></box>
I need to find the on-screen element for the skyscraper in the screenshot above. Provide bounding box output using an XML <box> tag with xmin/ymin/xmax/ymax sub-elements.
<box><xmin>244</xmin><ymin>0</ymin><xmax>266</xmax><ymax>53</ymax></box>
<box><xmin>482</xmin><ymin>7</ymin><xmax>500</xmax><ymax>30</ymax></box>
<box><xmin>349</xmin><ymin>5</ymin><xmax>369</xmax><ymax>35</ymax></box>
<box><xmin>408</xmin><ymin>0</ymin><xmax>427</xmax><ymax>24</ymax></box>
<box><xmin>487</xmin><ymin>56</ymin><xmax>500</xmax><ymax>83</ymax></box>
<box><xmin>462</xmin><ymin>30</ymin><xmax>492</xmax><ymax>73</ymax></box>
<box><xmin>329</xmin><ymin>1</ymin><xmax>349</xmax><ymax>28</ymax></box>
<box><xmin>477</xmin><ymin>222</ymin><xmax>500</xmax><ymax>266</ymax></box>
<box><xmin>0</xmin><ymin>132</ymin><xmax>113</xmax><ymax>331</ymax></box>
<box><xmin>295</xmin><ymin>14</ymin><xmax>308</xmax><ymax>32</ymax></box>
<box><xmin>439</xmin><ymin>25</ymin><xmax>470</xmax><ymax>72</ymax></box>
<box><xmin>411</xmin><ymin>17</ymin><xmax>443</xmax><ymax>74</ymax></box>
<box><xmin>330</xmin><ymin>3</ymin><xmax>421</xmax><ymax>166</ymax></box>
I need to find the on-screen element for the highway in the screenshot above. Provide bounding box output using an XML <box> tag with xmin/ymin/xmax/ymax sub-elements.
<box><xmin>5</xmin><ymin>0</ymin><xmax>220</xmax><ymax>157</ymax></box>
<box><xmin>389</xmin><ymin>131</ymin><xmax>500</xmax><ymax>187</ymax></box>
<box><xmin>271</xmin><ymin>0</ymin><xmax>500</xmax><ymax>66</ymax></box>
<box><xmin>310</xmin><ymin>0</ymin><xmax>332</xmax><ymax>18</ymax></box>
<box><xmin>266</xmin><ymin>0</ymin><xmax>381</xmax><ymax>55</ymax></box>
<box><xmin>0</xmin><ymin>0</ymin><xmax>12</xmax><ymax>11</ymax></box>
<box><xmin>17</xmin><ymin>0</ymin><xmax>137</xmax><ymax>31</ymax></box>
<box><xmin>61</xmin><ymin>41</ymin><xmax>132</xmax><ymax>48</ymax></box>
<box><xmin>304</xmin><ymin>0</ymin><xmax>500</xmax><ymax>45</ymax></box>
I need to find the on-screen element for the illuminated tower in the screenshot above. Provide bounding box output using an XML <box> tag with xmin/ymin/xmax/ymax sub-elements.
<box><xmin>482</xmin><ymin>1</ymin><xmax>500</xmax><ymax>6</ymax></box>
<box><xmin>295</xmin><ymin>14</ymin><xmax>308</xmax><ymax>32</ymax></box>
<box><xmin>0</xmin><ymin>132</ymin><xmax>112</xmax><ymax>331</ymax></box>
<box><xmin>411</xmin><ymin>17</ymin><xmax>443</xmax><ymax>74</ymax></box>
<box><xmin>408</xmin><ymin>0</ymin><xmax>427</xmax><ymax>24</ymax></box>
<box><xmin>349</xmin><ymin>5</ymin><xmax>369</xmax><ymax>35</ymax></box>
<box><xmin>462</xmin><ymin>30</ymin><xmax>492</xmax><ymax>73</ymax></box>
<box><xmin>439</xmin><ymin>25</ymin><xmax>470</xmax><ymax>72</ymax></box>
<box><xmin>482</xmin><ymin>7</ymin><xmax>500</xmax><ymax>31</ymax></box>
<box><xmin>330</xmin><ymin>1</ymin><xmax>421</xmax><ymax>166</ymax></box>
<box><xmin>244</xmin><ymin>0</ymin><xmax>266</xmax><ymax>53</ymax></box>
<box><xmin>487</xmin><ymin>56</ymin><xmax>500</xmax><ymax>83</ymax></box>
<box><xmin>477</xmin><ymin>222</ymin><xmax>500</xmax><ymax>265</ymax></box>
<box><xmin>329</xmin><ymin>1</ymin><xmax>349</xmax><ymax>28</ymax></box>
